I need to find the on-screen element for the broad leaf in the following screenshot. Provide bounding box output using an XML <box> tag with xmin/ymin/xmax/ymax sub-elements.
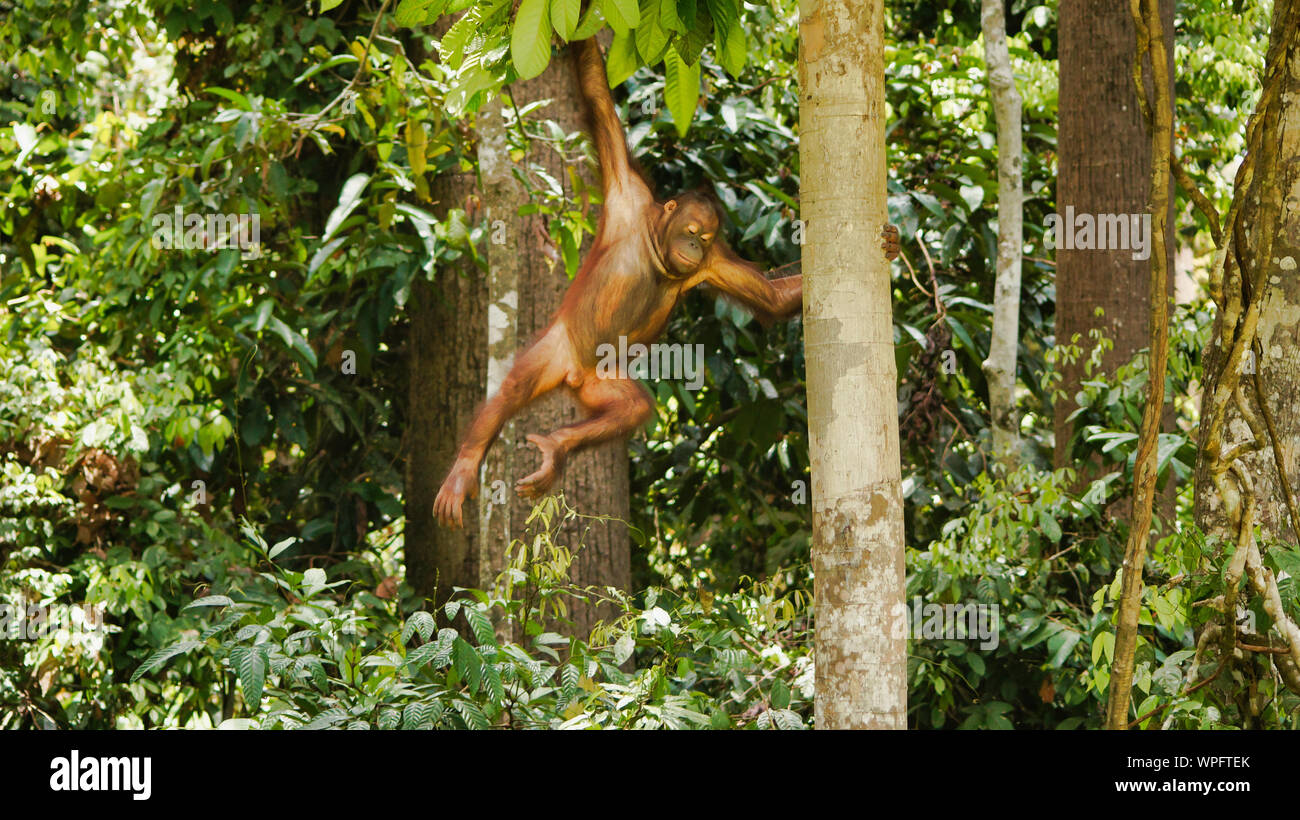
<box><xmin>512</xmin><ymin>0</ymin><xmax>554</xmax><ymax>80</ymax></box>
<box><xmin>606</xmin><ymin>31</ymin><xmax>640</xmax><ymax>87</ymax></box>
<box><xmin>550</xmin><ymin>0</ymin><xmax>580</xmax><ymax>40</ymax></box>
<box><xmin>663</xmin><ymin>45</ymin><xmax>701</xmax><ymax>137</ymax></box>
<box><xmin>604</xmin><ymin>0</ymin><xmax>638</xmax><ymax>34</ymax></box>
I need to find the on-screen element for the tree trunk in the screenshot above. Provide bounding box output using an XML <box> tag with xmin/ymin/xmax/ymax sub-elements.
<box><xmin>1194</xmin><ymin>5</ymin><xmax>1300</xmax><ymax>546</ymax></box>
<box><xmin>478</xmin><ymin>44</ymin><xmax>631</xmax><ymax>640</ymax></box>
<box><xmin>1103</xmin><ymin>0</ymin><xmax>1174</xmax><ymax>731</ymax></box>
<box><xmin>1191</xmin><ymin>1</ymin><xmax>1300</xmax><ymax>685</ymax></box>
<box><xmin>475</xmin><ymin>96</ymin><xmax>520</xmax><ymax>601</ymax></box>
<box><xmin>1055</xmin><ymin>0</ymin><xmax>1174</xmax><ymax>468</ymax></box>
<box><xmin>404</xmin><ymin>24</ymin><xmax>486</xmax><ymax>607</ymax></box>
<box><xmin>404</xmin><ymin>184</ymin><xmax>487</xmax><ymax>605</ymax></box>
<box><xmin>980</xmin><ymin>0</ymin><xmax>1024</xmax><ymax>467</ymax></box>
<box><xmin>799</xmin><ymin>0</ymin><xmax>907</xmax><ymax>730</ymax></box>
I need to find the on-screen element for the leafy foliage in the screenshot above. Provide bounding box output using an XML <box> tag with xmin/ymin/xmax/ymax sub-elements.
<box><xmin>397</xmin><ymin>0</ymin><xmax>750</xmax><ymax>131</ymax></box>
<box><xmin>136</xmin><ymin>501</ymin><xmax>816</xmax><ymax>729</ymax></box>
<box><xmin>0</xmin><ymin>0</ymin><xmax>1290</xmax><ymax>731</ymax></box>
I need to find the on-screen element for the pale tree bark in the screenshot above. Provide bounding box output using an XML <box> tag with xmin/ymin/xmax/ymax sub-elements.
<box><xmin>1190</xmin><ymin>1</ymin><xmax>1300</xmax><ymax>706</ymax></box>
<box><xmin>475</xmin><ymin>96</ymin><xmax>521</xmax><ymax>636</ymax></box>
<box><xmin>476</xmin><ymin>44</ymin><xmax>631</xmax><ymax>640</ymax></box>
<box><xmin>1104</xmin><ymin>0</ymin><xmax>1174</xmax><ymax>730</ymax></box>
<box><xmin>1194</xmin><ymin>3</ymin><xmax>1300</xmax><ymax>549</ymax></box>
<box><xmin>979</xmin><ymin>0</ymin><xmax>1024</xmax><ymax>467</ymax></box>
<box><xmin>799</xmin><ymin>0</ymin><xmax>906</xmax><ymax>729</ymax></box>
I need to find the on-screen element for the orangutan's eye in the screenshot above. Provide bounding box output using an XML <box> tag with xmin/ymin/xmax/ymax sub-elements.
<box><xmin>686</xmin><ymin>225</ymin><xmax>698</xmax><ymax>235</ymax></box>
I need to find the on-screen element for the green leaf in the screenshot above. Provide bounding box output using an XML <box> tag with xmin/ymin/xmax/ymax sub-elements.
<box><xmin>572</xmin><ymin>0</ymin><xmax>605</xmax><ymax>39</ymax></box>
<box><xmin>1272</xmin><ymin>547</ymin><xmax>1300</xmax><ymax>581</ymax></box>
<box><xmin>308</xmin><ymin>236</ymin><xmax>347</xmax><ymax>276</ymax></box>
<box><xmin>605</xmin><ymin>0</ymin><xmax>639</xmax><ymax>34</ymax></box>
<box><xmin>663</xmin><ymin>45</ymin><xmax>700</xmax><ymax>137</ymax></box>
<box><xmin>319</xmin><ymin>0</ymin><xmax>345</xmax><ymax>12</ymax></box>
<box><xmin>406</xmin><ymin>118</ymin><xmax>427</xmax><ymax>176</ymax></box>
<box><xmin>606</xmin><ymin>31</ymin><xmax>640</xmax><ymax>87</ymax></box>
<box><xmin>911</xmin><ymin>190</ymin><xmax>945</xmax><ymax>219</ymax></box>
<box><xmin>550</xmin><ymin>0</ymin><xmax>580</xmax><ymax>40</ymax></box>
<box><xmin>183</xmin><ymin>595</ymin><xmax>234</xmax><ymax>609</ymax></box>
<box><xmin>1092</xmin><ymin>630</ymin><xmax>1114</xmax><ymax>665</ymax></box>
<box><xmin>613</xmin><ymin>634</ymin><xmax>635</xmax><ymax>664</ymax></box>
<box><xmin>266</xmin><ymin>316</ymin><xmax>319</xmax><ymax>369</ymax></box>
<box><xmin>291</xmin><ymin>53</ymin><xmax>358</xmax><ymax>87</ymax></box>
<box><xmin>675</xmin><ymin>2</ymin><xmax>712</xmax><ymax>66</ymax></box>
<box><xmin>322</xmin><ymin>173</ymin><xmax>371</xmax><ymax>243</ymax></box>
<box><xmin>302</xmin><ymin>567</ymin><xmax>328</xmax><ymax>595</ymax></box>
<box><xmin>512</xmin><ymin>0</ymin><xmax>554</xmax><ymax>80</ymax></box>
<box><xmin>704</xmin><ymin>0</ymin><xmax>736</xmax><ymax>32</ymax></box>
<box><xmin>268</xmin><ymin>538</ymin><xmax>296</xmax><ymax>560</ymax></box>
<box><xmin>204</xmin><ymin>86</ymin><xmax>251</xmax><ymax>110</ymax></box>
<box><xmin>407</xmin><ymin>629</ymin><xmax>457</xmax><ymax>669</ymax></box>
<box><xmin>1038</xmin><ymin>510</ymin><xmax>1062</xmax><ymax>543</ymax></box>
<box><xmin>393</xmin><ymin>0</ymin><xmax>440</xmax><ymax>26</ymax></box>
<box><xmin>945</xmin><ymin>314</ymin><xmax>976</xmax><ymax>352</ymax></box>
<box><xmin>770</xmin><ymin>678</ymin><xmax>791</xmax><ymax>709</ymax></box>
<box><xmin>1048</xmin><ymin>630</ymin><xmax>1081</xmax><ymax>667</ymax></box>
<box><xmin>438</xmin><ymin>9</ymin><xmax>480</xmax><ymax>67</ymax></box>
<box><xmin>216</xmin><ymin>719</ymin><xmax>256</xmax><ymax>730</ymax></box>
<box><xmin>771</xmin><ymin>708</ymin><xmax>804</xmax><ymax>730</ymax></box>
<box><xmin>403</xmin><ymin>702</ymin><xmax>431</xmax><ymax>729</ymax></box>
<box><xmin>302</xmin><ymin>708</ymin><xmax>348</xmax><ymax>729</ymax></box>
<box><xmin>250</xmin><ymin>298</ymin><xmax>274</xmax><ymax>331</ymax></box>
<box><xmin>402</xmin><ymin>611</ymin><xmax>436</xmax><ymax>645</ymax></box>
<box><xmin>453</xmin><ymin>699</ymin><xmax>490</xmax><ymax>730</ymax></box>
<box><xmin>466</xmin><ymin>607</ymin><xmax>498</xmax><ymax>647</ymax></box>
<box><xmin>659</xmin><ymin>0</ymin><xmax>682</xmax><ymax>31</ymax></box>
<box><xmin>295</xmin><ymin>657</ymin><xmax>328</xmax><ymax>691</ymax></box>
<box><xmin>453</xmin><ymin>637</ymin><xmax>484</xmax><ymax>692</ymax></box>
<box><xmin>635</xmin><ymin>0</ymin><xmax>669</xmax><ymax>63</ymax></box>
<box><xmin>715</xmin><ymin>15</ymin><xmax>745</xmax><ymax>76</ymax></box>
<box><xmin>131</xmin><ymin>641</ymin><xmax>205</xmax><ymax>682</ymax></box>
<box><xmin>231</xmin><ymin>646</ymin><xmax>267</xmax><ymax>710</ymax></box>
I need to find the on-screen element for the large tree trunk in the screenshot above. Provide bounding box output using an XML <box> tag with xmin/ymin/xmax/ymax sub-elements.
<box><xmin>478</xmin><ymin>44</ymin><xmax>631</xmax><ymax>640</ymax></box>
<box><xmin>799</xmin><ymin>0</ymin><xmax>906</xmax><ymax>729</ymax></box>
<box><xmin>1103</xmin><ymin>0</ymin><xmax>1175</xmax><ymax>731</ymax></box>
<box><xmin>404</xmin><ymin>25</ymin><xmax>486</xmax><ymax>607</ymax></box>
<box><xmin>405</xmin><ymin>237</ymin><xmax>485</xmax><ymax>605</ymax></box>
<box><xmin>1191</xmin><ymin>1</ymin><xmax>1300</xmax><ymax>690</ymax></box>
<box><xmin>980</xmin><ymin>0</ymin><xmax>1024</xmax><ymax>467</ymax></box>
<box><xmin>1195</xmin><ymin>7</ymin><xmax>1300</xmax><ymax>544</ymax></box>
<box><xmin>1054</xmin><ymin>0</ymin><xmax>1174</xmax><ymax>468</ymax></box>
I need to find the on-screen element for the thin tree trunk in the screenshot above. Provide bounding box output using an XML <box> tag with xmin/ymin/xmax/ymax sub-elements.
<box><xmin>475</xmin><ymin>95</ymin><xmax>521</xmax><ymax>639</ymax></box>
<box><xmin>1104</xmin><ymin>0</ymin><xmax>1174</xmax><ymax>730</ymax></box>
<box><xmin>980</xmin><ymin>0</ymin><xmax>1024</xmax><ymax>467</ymax></box>
<box><xmin>799</xmin><ymin>0</ymin><xmax>906</xmax><ymax>729</ymax></box>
